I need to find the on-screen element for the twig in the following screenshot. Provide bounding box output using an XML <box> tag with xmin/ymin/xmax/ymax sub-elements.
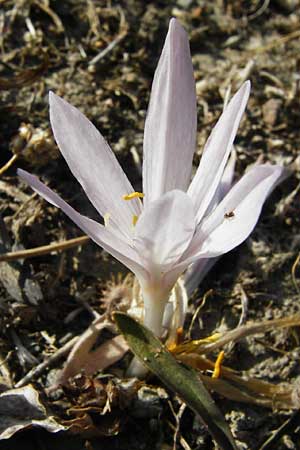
<box><xmin>169</xmin><ymin>401</ymin><xmax>187</xmax><ymax>450</ymax></box>
<box><xmin>0</xmin><ymin>351</ymin><xmax>13</xmax><ymax>388</ymax></box>
<box><xmin>226</xmin><ymin>285</ymin><xmax>248</xmax><ymax>354</ymax></box>
<box><xmin>187</xmin><ymin>289</ymin><xmax>213</xmax><ymax>340</ymax></box>
<box><xmin>167</xmin><ymin>417</ymin><xmax>192</xmax><ymax>450</ymax></box>
<box><xmin>12</xmin><ymin>192</ymin><xmax>38</xmax><ymax>219</ymax></box>
<box><xmin>64</xmin><ymin>307</ymin><xmax>85</xmax><ymax>325</ymax></box>
<box><xmin>198</xmin><ymin>316</ymin><xmax>300</xmax><ymax>354</ymax></box>
<box><xmin>258</xmin><ymin>410</ymin><xmax>300</xmax><ymax>450</ymax></box>
<box><xmin>33</xmin><ymin>0</ymin><xmax>64</xmax><ymax>33</ymax></box>
<box><xmin>88</xmin><ymin>8</ymin><xmax>128</xmax><ymax>65</ymax></box>
<box><xmin>249</xmin><ymin>29</ymin><xmax>300</xmax><ymax>55</ymax></box>
<box><xmin>291</xmin><ymin>252</ymin><xmax>300</xmax><ymax>295</ymax></box>
<box><xmin>74</xmin><ymin>293</ymin><xmax>100</xmax><ymax>320</ymax></box>
<box><xmin>0</xmin><ymin>235</ymin><xmax>90</xmax><ymax>262</ymax></box>
<box><xmin>175</xmin><ymin>315</ymin><xmax>300</xmax><ymax>355</ymax></box>
<box><xmin>0</xmin><ymin>154</ymin><xmax>18</xmax><ymax>176</ymax></box>
<box><xmin>88</xmin><ymin>31</ymin><xmax>127</xmax><ymax>65</ymax></box>
<box><xmin>15</xmin><ymin>336</ymin><xmax>78</xmax><ymax>388</ymax></box>
<box><xmin>247</xmin><ymin>0</ymin><xmax>270</xmax><ymax>21</ymax></box>
<box><xmin>237</xmin><ymin>285</ymin><xmax>249</xmax><ymax>327</ymax></box>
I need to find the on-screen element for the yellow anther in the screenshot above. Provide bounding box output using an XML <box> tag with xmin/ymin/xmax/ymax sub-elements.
<box><xmin>212</xmin><ymin>350</ymin><xmax>225</xmax><ymax>379</ymax></box>
<box><xmin>122</xmin><ymin>192</ymin><xmax>144</xmax><ymax>201</ymax></box>
<box><xmin>104</xmin><ymin>213</ymin><xmax>111</xmax><ymax>227</ymax></box>
<box><xmin>132</xmin><ymin>215</ymin><xmax>138</xmax><ymax>226</ymax></box>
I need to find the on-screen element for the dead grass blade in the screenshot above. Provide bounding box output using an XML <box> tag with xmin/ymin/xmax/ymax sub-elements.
<box><xmin>174</xmin><ymin>315</ymin><xmax>300</xmax><ymax>355</ymax></box>
<box><xmin>0</xmin><ymin>236</ymin><xmax>90</xmax><ymax>262</ymax></box>
<box><xmin>258</xmin><ymin>410</ymin><xmax>300</xmax><ymax>450</ymax></box>
<box><xmin>179</xmin><ymin>353</ymin><xmax>296</xmax><ymax>409</ymax></box>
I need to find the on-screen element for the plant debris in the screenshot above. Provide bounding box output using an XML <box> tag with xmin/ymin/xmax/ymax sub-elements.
<box><xmin>0</xmin><ymin>385</ymin><xmax>66</xmax><ymax>440</ymax></box>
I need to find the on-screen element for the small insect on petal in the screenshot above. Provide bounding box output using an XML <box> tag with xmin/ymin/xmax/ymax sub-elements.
<box><xmin>212</xmin><ymin>350</ymin><xmax>225</xmax><ymax>378</ymax></box>
<box><xmin>224</xmin><ymin>211</ymin><xmax>235</xmax><ymax>219</ymax></box>
<box><xmin>122</xmin><ymin>192</ymin><xmax>145</xmax><ymax>201</ymax></box>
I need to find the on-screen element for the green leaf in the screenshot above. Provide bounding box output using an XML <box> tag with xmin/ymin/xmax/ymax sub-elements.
<box><xmin>114</xmin><ymin>312</ymin><xmax>237</xmax><ymax>450</ymax></box>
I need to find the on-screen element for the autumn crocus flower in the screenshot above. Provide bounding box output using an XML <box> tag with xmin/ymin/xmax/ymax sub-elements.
<box><xmin>18</xmin><ymin>19</ymin><xmax>284</xmax><ymax>340</ymax></box>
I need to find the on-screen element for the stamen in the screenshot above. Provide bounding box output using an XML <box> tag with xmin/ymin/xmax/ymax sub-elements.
<box><xmin>212</xmin><ymin>350</ymin><xmax>225</xmax><ymax>378</ymax></box>
<box><xmin>122</xmin><ymin>192</ymin><xmax>144</xmax><ymax>201</ymax></box>
<box><xmin>132</xmin><ymin>215</ymin><xmax>138</xmax><ymax>226</ymax></box>
<box><xmin>176</xmin><ymin>327</ymin><xmax>184</xmax><ymax>344</ymax></box>
<box><xmin>167</xmin><ymin>327</ymin><xmax>184</xmax><ymax>352</ymax></box>
<box><xmin>104</xmin><ymin>213</ymin><xmax>111</xmax><ymax>227</ymax></box>
<box><xmin>167</xmin><ymin>342</ymin><xmax>177</xmax><ymax>352</ymax></box>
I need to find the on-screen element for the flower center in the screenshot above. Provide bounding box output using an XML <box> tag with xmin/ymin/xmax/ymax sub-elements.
<box><xmin>122</xmin><ymin>192</ymin><xmax>144</xmax><ymax>227</ymax></box>
<box><xmin>104</xmin><ymin>192</ymin><xmax>145</xmax><ymax>228</ymax></box>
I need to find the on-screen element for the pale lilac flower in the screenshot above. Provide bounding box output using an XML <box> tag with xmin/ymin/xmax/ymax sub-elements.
<box><xmin>18</xmin><ymin>19</ymin><xmax>284</xmax><ymax>339</ymax></box>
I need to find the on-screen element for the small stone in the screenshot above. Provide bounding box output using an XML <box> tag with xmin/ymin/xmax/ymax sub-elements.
<box><xmin>262</xmin><ymin>98</ymin><xmax>282</xmax><ymax>127</ymax></box>
<box><xmin>130</xmin><ymin>386</ymin><xmax>167</xmax><ymax>419</ymax></box>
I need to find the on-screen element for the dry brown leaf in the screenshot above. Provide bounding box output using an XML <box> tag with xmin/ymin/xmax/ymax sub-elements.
<box><xmin>0</xmin><ymin>385</ymin><xmax>66</xmax><ymax>439</ymax></box>
<box><xmin>58</xmin><ymin>316</ymin><xmax>128</xmax><ymax>385</ymax></box>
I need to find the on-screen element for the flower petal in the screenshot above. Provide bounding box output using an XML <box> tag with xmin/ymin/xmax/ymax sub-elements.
<box><xmin>17</xmin><ymin>169</ymin><xmax>147</xmax><ymax>280</ymax></box>
<box><xmin>49</xmin><ymin>92</ymin><xmax>142</xmax><ymax>240</ymax></box>
<box><xmin>133</xmin><ymin>189</ymin><xmax>196</xmax><ymax>275</ymax></box>
<box><xmin>183</xmin><ymin>164</ymin><xmax>284</xmax><ymax>262</ymax></box>
<box><xmin>188</xmin><ymin>82</ymin><xmax>250</xmax><ymax>223</ymax></box>
<box><xmin>142</xmin><ymin>19</ymin><xmax>197</xmax><ymax>205</ymax></box>
<box><xmin>184</xmin><ymin>258</ymin><xmax>217</xmax><ymax>296</ymax></box>
<box><xmin>206</xmin><ymin>149</ymin><xmax>237</xmax><ymax>214</ymax></box>
<box><xmin>183</xmin><ymin>151</ymin><xmax>237</xmax><ymax>294</ymax></box>
<box><xmin>218</xmin><ymin>148</ymin><xmax>237</xmax><ymax>200</ymax></box>
<box><xmin>163</xmin><ymin>278</ymin><xmax>188</xmax><ymax>337</ymax></box>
